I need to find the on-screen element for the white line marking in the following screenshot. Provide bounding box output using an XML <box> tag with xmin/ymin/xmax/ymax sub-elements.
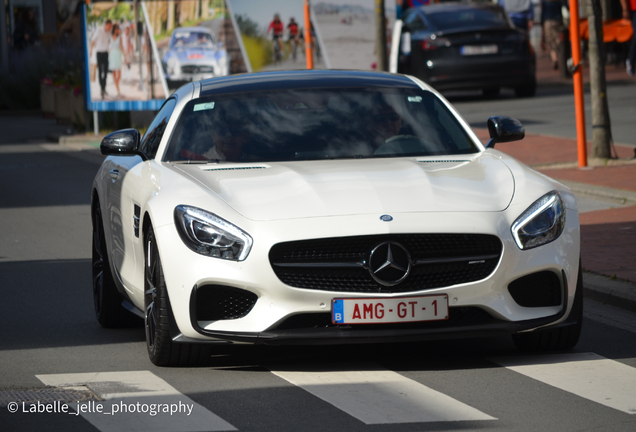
<box><xmin>271</xmin><ymin>364</ymin><xmax>496</xmax><ymax>424</ymax></box>
<box><xmin>491</xmin><ymin>352</ymin><xmax>636</xmax><ymax>415</ymax></box>
<box><xmin>36</xmin><ymin>371</ymin><xmax>236</xmax><ymax>432</ymax></box>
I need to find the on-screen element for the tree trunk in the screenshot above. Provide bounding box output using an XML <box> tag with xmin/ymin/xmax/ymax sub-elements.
<box><xmin>375</xmin><ymin>0</ymin><xmax>387</xmax><ymax>71</ymax></box>
<box><xmin>587</xmin><ymin>0</ymin><xmax>613</xmax><ymax>159</ymax></box>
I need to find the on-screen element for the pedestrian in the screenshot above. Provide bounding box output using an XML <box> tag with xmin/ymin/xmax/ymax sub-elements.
<box><xmin>621</xmin><ymin>0</ymin><xmax>636</xmax><ymax>76</ymax></box>
<box><xmin>109</xmin><ymin>24</ymin><xmax>124</xmax><ymax>97</ymax></box>
<box><xmin>90</xmin><ymin>20</ymin><xmax>113</xmax><ymax>99</ymax></box>
<box><xmin>541</xmin><ymin>0</ymin><xmax>568</xmax><ymax>70</ymax></box>
<box><xmin>499</xmin><ymin>0</ymin><xmax>534</xmax><ymax>32</ymax></box>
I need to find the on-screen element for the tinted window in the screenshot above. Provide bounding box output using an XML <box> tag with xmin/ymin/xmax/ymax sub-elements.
<box><xmin>139</xmin><ymin>98</ymin><xmax>177</xmax><ymax>159</ymax></box>
<box><xmin>426</xmin><ymin>8</ymin><xmax>509</xmax><ymax>30</ymax></box>
<box><xmin>164</xmin><ymin>88</ymin><xmax>479</xmax><ymax>163</ymax></box>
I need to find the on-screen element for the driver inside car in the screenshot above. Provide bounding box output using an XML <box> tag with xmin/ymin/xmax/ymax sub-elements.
<box><xmin>370</xmin><ymin>103</ymin><xmax>403</xmax><ymax>150</ymax></box>
<box><xmin>203</xmin><ymin>122</ymin><xmax>250</xmax><ymax>162</ymax></box>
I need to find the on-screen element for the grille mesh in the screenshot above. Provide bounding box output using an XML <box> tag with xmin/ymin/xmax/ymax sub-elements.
<box><xmin>196</xmin><ymin>285</ymin><xmax>258</xmax><ymax>321</ymax></box>
<box><xmin>270</xmin><ymin>234</ymin><xmax>502</xmax><ymax>293</ymax></box>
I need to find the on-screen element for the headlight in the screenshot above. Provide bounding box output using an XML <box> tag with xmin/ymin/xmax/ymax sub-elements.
<box><xmin>511</xmin><ymin>191</ymin><xmax>565</xmax><ymax>250</ymax></box>
<box><xmin>174</xmin><ymin>205</ymin><xmax>253</xmax><ymax>261</ymax></box>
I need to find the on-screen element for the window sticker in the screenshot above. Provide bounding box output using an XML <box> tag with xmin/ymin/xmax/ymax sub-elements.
<box><xmin>193</xmin><ymin>102</ymin><xmax>215</xmax><ymax>112</ymax></box>
<box><xmin>408</xmin><ymin>96</ymin><xmax>423</xmax><ymax>103</ymax></box>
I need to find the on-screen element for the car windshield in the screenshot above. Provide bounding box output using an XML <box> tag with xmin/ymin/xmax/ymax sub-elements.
<box><xmin>426</xmin><ymin>8</ymin><xmax>510</xmax><ymax>30</ymax></box>
<box><xmin>172</xmin><ymin>31</ymin><xmax>215</xmax><ymax>48</ymax></box>
<box><xmin>164</xmin><ymin>88</ymin><xmax>480</xmax><ymax>163</ymax></box>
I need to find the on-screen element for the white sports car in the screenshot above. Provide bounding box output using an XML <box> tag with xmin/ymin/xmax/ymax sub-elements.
<box><xmin>92</xmin><ymin>70</ymin><xmax>582</xmax><ymax>366</ymax></box>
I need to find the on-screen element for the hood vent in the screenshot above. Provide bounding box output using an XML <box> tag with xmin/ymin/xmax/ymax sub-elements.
<box><xmin>202</xmin><ymin>166</ymin><xmax>268</xmax><ymax>172</ymax></box>
<box><xmin>417</xmin><ymin>160</ymin><xmax>469</xmax><ymax>164</ymax></box>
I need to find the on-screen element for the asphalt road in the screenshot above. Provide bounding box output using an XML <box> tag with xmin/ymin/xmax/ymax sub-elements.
<box><xmin>448</xmin><ymin>83</ymin><xmax>636</xmax><ymax>148</ymax></box>
<box><xmin>2</xmin><ymin>87</ymin><xmax>636</xmax><ymax>431</ymax></box>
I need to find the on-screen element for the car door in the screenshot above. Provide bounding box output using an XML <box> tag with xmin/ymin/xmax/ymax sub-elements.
<box><xmin>108</xmin><ymin>98</ymin><xmax>177</xmax><ymax>289</ymax></box>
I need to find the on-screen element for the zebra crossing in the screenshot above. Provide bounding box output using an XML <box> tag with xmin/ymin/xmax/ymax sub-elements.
<box><xmin>34</xmin><ymin>352</ymin><xmax>636</xmax><ymax>431</ymax></box>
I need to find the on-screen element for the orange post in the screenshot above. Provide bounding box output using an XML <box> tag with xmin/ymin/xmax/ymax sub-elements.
<box><xmin>304</xmin><ymin>0</ymin><xmax>314</xmax><ymax>69</ymax></box>
<box><xmin>569</xmin><ymin>0</ymin><xmax>587</xmax><ymax>168</ymax></box>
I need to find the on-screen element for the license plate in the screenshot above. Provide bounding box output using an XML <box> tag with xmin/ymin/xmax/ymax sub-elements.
<box><xmin>461</xmin><ymin>44</ymin><xmax>498</xmax><ymax>55</ymax></box>
<box><xmin>332</xmin><ymin>295</ymin><xmax>449</xmax><ymax>325</ymax></box>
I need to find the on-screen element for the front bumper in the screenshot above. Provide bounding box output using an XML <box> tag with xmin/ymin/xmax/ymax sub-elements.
<box><xmin>155</xmin><ymin>209</ymin><xmax>580</xmax><ymax>345</ymax></box>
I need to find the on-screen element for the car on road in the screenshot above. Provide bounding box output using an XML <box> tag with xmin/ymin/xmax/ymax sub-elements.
<box><xmin>393</xmin><ymin>2</ymin><xmax>537</xmax><ymax>97</ymax></box>
<box><xmin>92</xmin><ymin>70</ymin><xmax>581</xmax><ymax>366</ymax></box>
<box><xmin>162</xmin><ymin>26</ymin><xmax>228</xmax><ymax>88</ymax></box>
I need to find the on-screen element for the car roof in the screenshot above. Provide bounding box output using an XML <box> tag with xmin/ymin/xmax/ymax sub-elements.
<box><xmin>173</xmin><ymin>26</ymin><xmax>212</xmax><ymax>34</ymax></box>
<box><xmin>199</xmin><ymin>70</ymin><xmax>420</xmax><ymax>97</ymax></box>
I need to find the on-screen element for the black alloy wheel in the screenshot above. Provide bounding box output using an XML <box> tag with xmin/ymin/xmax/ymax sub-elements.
<box><xmin>144</xmin><ymin>226</ymin><xmax>211</xmax><ymax>366</ymax></box>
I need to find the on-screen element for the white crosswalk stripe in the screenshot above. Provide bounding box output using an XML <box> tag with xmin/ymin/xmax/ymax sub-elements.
<box><xmin>491</xmin><ymin>352</ymin><xmax>636</xmax><ymax>415</ymax></box>
<box><xmin>271</xmin><ymin>363</ymin><xmax>496</xmax><ymax>424</ymax></box>
<box><xmin>36</xmin><ymin>371</ymin><xmax>236</xmax><ymax>432</ymax></box>
<box><xmin>33</xmin><ymin>352</ymin><xmax>636</xmax><ymax>431</ymax></box>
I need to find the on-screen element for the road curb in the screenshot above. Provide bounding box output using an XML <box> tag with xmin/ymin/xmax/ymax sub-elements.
<box><xmin>583</xmin><ymin>272</ymin><xmax>636</xmax><ymax>313</ymax></box>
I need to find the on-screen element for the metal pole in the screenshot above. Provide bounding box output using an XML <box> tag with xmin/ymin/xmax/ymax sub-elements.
<box><xmin>0</xmin><ymin>0</ymin><xmax>9</xmax><ymax>72</ymax></box>
<box><xmin>304</xmin><ymin>0</ymin><xmax>313</xmax><ymax>69</ymax></box>
<box><xmin>568</xmin><ymin>0</ymin><xmax>588</xmax><ymax>167</ymax></box>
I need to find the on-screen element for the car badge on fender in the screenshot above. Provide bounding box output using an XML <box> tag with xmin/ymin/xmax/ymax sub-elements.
<box><xmin>380</xmin><ymin>214</ymin><xmax>393</xmax><ymax>222</ymax></box>
<box><xmin>368</xmin><ymin>242</ymin><xmax>412</xmax><ymax>286</ymax></box>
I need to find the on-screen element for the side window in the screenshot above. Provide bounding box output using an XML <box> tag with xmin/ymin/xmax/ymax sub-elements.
<box><xmin>403</xmin><ymin>12</ymin><xmax>426</xmax><ymax>32</ymax></box>
<box><xmin>139</xmin><ymin>98</ymin><xmax>177</xmax><ymax>159</ymax></box>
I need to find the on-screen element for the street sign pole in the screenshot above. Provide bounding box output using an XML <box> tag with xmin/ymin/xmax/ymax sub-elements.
<box><xmin>569</xmin><ymin>0</ymin><xmax>588</xmax><ymax>168</ymax></box>
<box><xmin>304</xmin><ymin>0</ymin><xmax>313</xmax><ymax>69</ymax></box>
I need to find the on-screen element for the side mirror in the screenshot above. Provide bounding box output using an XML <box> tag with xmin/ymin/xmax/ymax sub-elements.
<box><xmin>485</xmin><ymin>116</ymin><xmax>524</xmax><ymax>149</ymax></box>
<box><xmin>100</xmin><ymin>129</ymin><xmax>147</xmax><ymax>160</ymax></box>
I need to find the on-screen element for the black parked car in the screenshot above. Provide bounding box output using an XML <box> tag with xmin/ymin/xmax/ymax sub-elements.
<box><xmin>395</xmin><ymin>2</ymin><xmax>536</xmax><ymax>97</ymax></box>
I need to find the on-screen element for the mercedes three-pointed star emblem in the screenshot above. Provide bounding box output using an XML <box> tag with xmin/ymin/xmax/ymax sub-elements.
<box><xmin>368</xmin><ymin>242</ymin><xmax>412</xmax><ymax>286</ymax></box>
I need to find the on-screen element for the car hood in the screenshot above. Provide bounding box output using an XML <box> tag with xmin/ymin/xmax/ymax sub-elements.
<box><xmin>173</xmin><ymin>154</ymin><xmax>514</xmax><ymax>221</ymax></box>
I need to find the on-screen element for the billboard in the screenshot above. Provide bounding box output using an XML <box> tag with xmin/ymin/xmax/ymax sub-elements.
<box><xmin>82</xmin><ymin>1</ymin><xmax>168</xmax><ymax>111</ymax></box>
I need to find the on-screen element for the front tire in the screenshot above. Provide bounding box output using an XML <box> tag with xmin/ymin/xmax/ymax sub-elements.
<box><xmin>92</xmin><ymin>199</ymin><xmax>139</xmax><ymax>328</ymax></box>
<box><xmin>512</xmin><ymin>262</ymin><xmax>583</xmax><ymax>351</ymax></box>
<box><xmin>144</xmin><ymin>226</ymin><xmax>210</xmax><ymax>366</ymax></box>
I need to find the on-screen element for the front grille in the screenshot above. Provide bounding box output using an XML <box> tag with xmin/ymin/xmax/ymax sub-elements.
<box><xmin>195</xmin><ymin>285</ymin><xmax>258</xmax><ymax>321</ymax></box>
<box><xmin>273</xmin><ymin>307</ymin><xmax>495</xmax><ymax>330</ymax></box>
<box><xmin>270</xmin><ymin>234</ymin><xmax>502</xmax><ymax>293</ymax></box>
<box><xmin>508</xmin><ymin>271</ymin><xmax>562</xmax><ymax>307</ymax></box>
